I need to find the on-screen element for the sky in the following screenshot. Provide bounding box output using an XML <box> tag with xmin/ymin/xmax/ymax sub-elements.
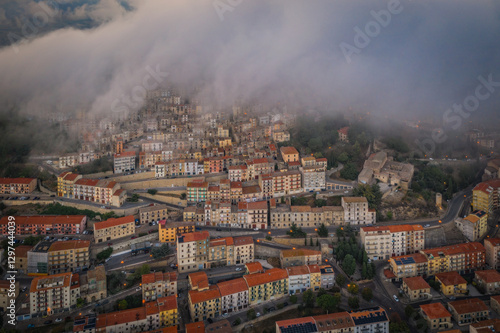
<box><xmin>0</xmin><ymin>0</ymin><xmax>500</xmax><ymax>122</ymax></box>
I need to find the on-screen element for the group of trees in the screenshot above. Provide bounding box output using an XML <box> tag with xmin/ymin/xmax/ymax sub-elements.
<box><xmin>334</xmin><ymin>236</ymin><xmax>376</xmax><ymax>280</ymax></box>
<box><xmin>40</xmin><ymin>202</ymin><xmax>119</xmax><ymax>220</ymax></box>
<box><xmin>151</xmin><ymin>244</ymin><xmax>171</xmax><ymax>259</ymax></box>
<box><xmin>317</xmin><ymin>223</ymin><xmax>328</xmax><ymax>237</ymax></box>
<box><xmin>352</xmin><ymin>184</ymin><xmax>383</xmax><ymax>209</ymax></box>
<box><xmin>96</xmin><ymin>247</ymin><xmax>113</xmax><ymax>262</ymax></box>
<box><xmin>287</xmin><ymin>223</ymin><xmax>307</xmax><ymax>238</ymax></box>
<box><xmin>117</xmin><ymin>295</ymin><xmax>142</xmax><ymax>310</ymax></box>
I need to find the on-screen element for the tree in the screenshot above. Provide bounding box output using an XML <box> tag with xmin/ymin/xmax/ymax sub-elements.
<box><xmin>316</xmin><ymin>238</ymin><xmax>319</xmax><ymax>247</ymax></box>
<box><xmin>405</xmin><ymin>305</ymin><xmax>415</xmax><ymax>318</ymax></box>
<box><xmin>302</xmin><ymin>289</ymin><xmax>315</xmax><ymax>308</ymax></box>
<box><xmin>429</xmin><ymin>279</ymin><xmax>441</xmax><ymax>292</ymax></box>
<box><xmin>287</xmin><ymin>223</ymin><xmax>307</xmax><ymax>238</ymax></box>
<box><xmin>335</xmin><ymin>274</ymin><xmax>346</xmax><ymax>287</ymax></box>
<box><xmin>386</xmin><ymin>211</ymin><xmax>393</xmax><ymax>220</ymax></box>
<box><xmin>317</xmin><ymin>293</ymin><xmax>341</xmax><ymax>313</ymax></box>
<box><xmin>118</xmin><ymin>299</ymin><xmax>128</xmax><ymax>310</ymax></box>
<box><xmin>304</xmin><ymin>238</ymin><xmax>307</xmax><ymax>246</ymax></box>
<box><xmin>233</xmin><ymin>318</ymin><xmax>241</xmax><ymax>326</ymax></box>
<box><xmin>23</xmin><ymin>235</ymin><xmax>43</xmax><ymax>246</ymax></box>
<box><xmin>310</xmin><ymin>237</ymin><xmax>314</xmax><ymax>246</ymax></box>
<box><xmin>340</xmin><ymin>162</ymin><xmax>358</xmax><ymax>180</ymax></box>
<box><xmin>180</xmin><ymin>193</ymin><xmax>187</xmax><ymax>200</ymax></box>
<box><xmin>317</xmin><ymin>288</ymin><xmax>327</xmax><ymax>298</ymax></box>
<box><xmin>247</xmin><ymin>308</ymin><xmax>256</xmax><ymax>320</ymax></box>
<box><xmin>338</xmin><ymin>152</ymin><xmax>349</xmax><ymax>163</ymax></box>
<box><xmin>362</xmin><ymin>262</ymin><xmax>368</xmax><ymax>279</ymax></box>
<box><xmin>342</xmin><ymin>254</ymin><xmax>356</xmax><ymax>276</ymax></box>
<box><xmin>336</xmin><ymin>226</ymin><xmax>345</xmax><ymax>238</ymax></box>
<box><xmin>147</xmin><ymin>189</ymin><xmax>157</xmax><ymax>195</ymax></box>
<box><xmin>290</xmin><ymin>295</ymin><xmax>298</xmax><ymax>304</ymax></box>
<box><xmin>76</xmin><ymin>298</ymin><xmax>85</xmax><ymax>308</ymax></box>
<box><xmin>97</xmin><ymin>247</ymin><xmax>113</xmax><ymax>261</ymax></box>
<box><xmin>348</xmin><ymin>296</ymin><xmax>359</xmax><ymax>309</ymax></box>
<box><xmin>347</xmin><ymin>284</ymin><xmax>359</xmax><ymax>295</ymax></box>
<box><xmin>151</xmin><ymin>244</ymin><xmax>171</xmax><ymax>259</ymax></box>
<box><xmin>361</xmin><ymin>287</ymin><xmax>373</xmax><ymax>301</ymax></box>
<box><xmin>317</xmin><ymin>223</ymin><xmax>328</xmax><ymax>237</ymax></box>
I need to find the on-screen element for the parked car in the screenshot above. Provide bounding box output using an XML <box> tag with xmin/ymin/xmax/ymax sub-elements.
<box><xmin>135</xmin><ymin>287</ymin><xmax>142</xmax><ymax>291</ymax></box>
<box><xmin>27</xmin><ymin>324</ymin><xmax>35</xmax><ymax>328</ymax></box>
<box><xmin>253</xmin><ymin>228</ymin><xmax>259</xmax><ymax>231</ymax></box>
<box><xmin>55</xmin><ymin>318</ymin><xmax>63</xmax><ymax>323</ymax></box>
<box><xmin>393</xmin><ymin>295</ymin><xmax>399</xmax><ymax>302</ymax></box>
<box><xmin>256</xmin><ymin>312</ymin><xmax>261</xmax><ymax>317</ymax></box>
<box><xmin>424</xmin><ymin>224</ymin><xmax>431</xmax><ymax>228</ymax></box>
<box><xmin>22</xmin><ymin>286</ymin><xmax>27</xmax><ymax>292</ymax></box>
<box><xmin>216</xmin><ymin>228</ymin><xmax>222</xmax><ymax>231</ymax></box>
<box><xmin>268</xmin><ymin>307</ymin><xmax>276</xmax><ymax>312</ymax></box>
<box><xmin>235</xmin><ymin>267</ymin><xmax>242</xmax><ymax>271</ymax></box>
<box><xmin>131</xmin><ymin>236</ymin><xmax>137</xmax><ymax>239</ymax></box>
<box><xmin>108</xmin><ymin>243</ymin><xmax>113</xmax><ymax>246</ymax></box>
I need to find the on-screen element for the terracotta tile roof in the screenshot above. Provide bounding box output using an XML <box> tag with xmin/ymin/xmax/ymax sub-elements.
<box><xmin>384</xmin><ymin>269</ymin><xmax>396</xmax><ymax>279</ymax></box>
<box><xmin>338</xmin><ymin>127</ymin><xmax>349</xmax><ymax>135</ymax></box>
<box><xmin>280</xmin><ymin>147</ymin><xmax>299</xmax><ymax>155</ymax></box>
<box><xmin>291</xmin><ymin>206</ymin><xmax>312</xmax><ymax>212</ymax></box>
<box><xmin>207</xmin><ymin>185</ymin><xmax>219</xmax><ymax>192</ymax></box>
<box><xmin>0</xmin><ymin>215</ymin><xmax>86</xmax><ymax>226</ymax></box>
<box><xmin>286</xmin><ymin>265</ymin><xmax>310</xmax><ymax>276</ymax></box>
<box><xmin>464</xmin><ymin>214</ymin><xmax>480</xmax><ymax>223</ymax></box>
<box><xmin>156</xmin><ymin>295</ymin><xmax>177</xmax><ymax>312</ymax></box>
<box><xmin>422</xmin><ymin>242</ymin><xmax>485</xmax><ymax>257</ymax></box>
<box><xmin>189</xmin><ymin>271</ymin><xmax>208</xmax><ymax>290</ymax></box>
<box><xmin>48</xmin><ymin>240</ymin><xmax>90</xmax><ymax>252</ymax></box>
<box><xmin>142</xmin><ymin>272</ymin><xmax>177</xmax><ymax>284</ymax></box>
<box><xmin>185</xmin><ymin>322</ymin><xmax>205</xmax><ymax>333</ymax></box>
<box><xmin>179</xmin><ymin>231</ymin><xmax>209</xmax><ymax>243</ymax></box>
<box><xmin>139</xmin><ymin>327</ymin><xmax>177</xmax><ymax>333</ymax></box>
<box><xmin>228</xmin><ymin>165</ymin><xmax>247</xmax><ymax>170</ymax></box>
<box><xmin>114</xmin><ymin>151</ymin><xmax>136</xmax><ymax>157</ymax></box>
<box><xmin>251</xmin><ymin>158</ymin><xmax>269</xmax><ymax>164</ymax></box>
<box><xmin>63</xmin><ymin>173</ymin><xmax>81</xmax><ymax>181</ymax></box>
<box><xmin>475</xmin><ymin>270</ymin><xmax>500</xmax><ymax>284</ymax></box>
<box><xmin>435</xmin><ymin>271</ymin><xmax>467</xmax><ymax>286</ymax></box>
<box><xmin>15</xmin><ymin>245</ymin><xmax>33</xmax><ymax>257</ymax></box>
<box><xmin>96</xmin><ymin>307</ymin><xmax>146</xmax><ymax>328</ymax></box>
<box><xmin>307</xmin><ymin>264</ymin><xmax>321</xmax><ymax>274</ymax></box>
<box><xmin>485</xmin><ymin>238</ymin><xmax>500</xmax><ymax>247</ymax></box>
<box><xmin>243</xmin><ymin>268</ymin><xmax>288</xmax><ymax>287</ymax></box>
<box><xmin>234</xmin><ymin>236</ymin><xmax>254</xmax><ymax>246</ymax></box>
<box><xmin>448</xmin><ymin>298</ymin><xmax>488</xmax><ymax>314</ymax></box>
<box><xmin>245</xmin><ymin>262</ymin><xmax>263</xmax><ymax>274</ymax></box>
<box><xmin>420</xmin><ymin>303</ymin><xmax>451</xmax><ymax>319</ymax></box>
<box><xmin>314</xmin><ymin>312</ymin><xmax>354</xmax><ymax>331</ymax></box>
<box><xmin>217</xmin><ymin>278</ymin><xmax>248</xmax><ymax>297</ymax></box>
<box><xmin>242</xmin><ymin>185</ymin><xmax>261</xmax><ymax>194</ymax></box>
<box><xmin>75</xmin><ymin>178</ymin><xmax>100</xmax><ymax>186</ymax></box>
<box><xmin>210</xmin><ymin>237</ymin><xmax>234</xmax><ymax>247</ymax></box>
<box><xmin>403</xmin><ymin>276</ymin><xmax>430</xmax><ymax>290</ymax></box>
<box><xmin>470</xmin><ymin>319</ymin><xmax>500</xmax><ymax>332</ymax></box>
<box><xmin>0</xmin><ymin>177</ymin><xmax>36</xmax><ymax>184</ymax></box>
<box><xmin>230</xmin><ymin>181</ymin><xmax>243</xmax><ymax>188</ymax></box>
<box><xmin>342</xmin><ymin>197</ymin><xmax>368</xmax><ymax>203</ymax></box>
<box><xmin>188</xmin><ymin>285</ymin><xmax>221</xmax><ymax>304</ymax></box>
<box><xmin>247</xmin><ymin>200</ymin><xmax>268</xmax><ymax>210</ymax></box>
<box><xmin>491</xmin><ymin>295</ymin><xmax>500</xmax><ymax>304</ymax></box>
<box><xmin>281</xmin><ymin>249</ymin><xmax>321</xmax><ymax>258</ymax></box>
<box><xmin>288</xmin><ymin>161</ymin><xmax>301</xmax><ymax>166</ymax></box>
<box><xmin>187</xmin><ymin>181</ymin><xmax>208</xmax><ymax>188</ymax></box>
<box><xmin>30</xmin><ymin>272</ymin><xmax>73</xmax><ymax>293</ymax></box>
<box><xmin>94</xmin><ymin>215</ymin><xmax>134</xmax><ymax>231</ymax></box>
<box><xmin>205</xmin><ymin>319</ymin><xmax>232</xmax><ymax>333</ymax></box>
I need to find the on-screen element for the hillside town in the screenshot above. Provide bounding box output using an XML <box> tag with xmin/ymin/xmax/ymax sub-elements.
<box><xmin>1</xmin><ymin>88</ymin><xmax>500</xmax><ymax>333</ymax></box>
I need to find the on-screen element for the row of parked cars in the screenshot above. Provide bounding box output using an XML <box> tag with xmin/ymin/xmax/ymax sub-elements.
<box><xmin>1</xmin><ymin>196</ymin><xmax>41</xmax><ymax>200</ymax></box>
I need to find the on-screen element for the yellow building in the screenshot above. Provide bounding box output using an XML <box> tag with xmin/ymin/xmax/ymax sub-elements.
<box><xmin>188</xmin><ymin>285</ymin><xmax>221</xmax><ymax>322</ymax></box>
<box><xmin>447</xmin><ymin>298</ymin><xmax>489</xmax><ymax>326</ymax></box>
<box><xmin>280</xmin><ymin>146</ymin><xmax>299</xmax><ymax>163</ymax></box>
<box><xmin>308</xmin><ymin>265</ymin><xmax>321</xmax><ymax>291</ymax></box>
<box><xmin>218</xmin><ymin>138</ymin><xmax>232</xmax><ymax>148</ymax></box>
<box><xmin>14</xmin><ymin>245</ymin><xmax>32</xmax><ymax>274</ymax></box>
<box><xmin>473</xmin><ymin>180</ymin><xmax>500</xmax><ymax>214</ymax></box>
<box><xmin>93</xmin><ymin>215</ymin><xmax>135</xmax><ymax>243</ymax></box>
<box><xmin>158</xmin><ymin>221</ymin><xmax>195</xmax><ymax>243</ymax></box>
<box><xmin>156</xmin><ymin>296</ymin><xmax>178</xmax><ymax>327</ymax></box>
<box><xmin>401</xmin><ymin>276</ymin><xmax>431</xmax><ymax>301</ymax></box>
<box><xmin>435</xmin><ymin>271</ymin><xmax>467</xmax><ymax>296</ymax></box>
<box><xmin>48</xmin><ymin>240</ymin><xmax>90</xmax><ymax>274</ymax></box>
<box><xmin>139</xmin><ymin>204</ymin><xmax>169</xmax><ymax>224</ymax></box>
<box><xmin>57</xmin><ymin>172</ymin><xmax>82</xmax><ymax>197</ymax></box>
<box><xmin>455</xmin><ymin>210</ymin><xmax>488</xmax><ymax>241</ymax></box>
<box><xmin>243</xmin><ymin>268</ymin><xmax>288</xmax><ymax>305</ymax></box>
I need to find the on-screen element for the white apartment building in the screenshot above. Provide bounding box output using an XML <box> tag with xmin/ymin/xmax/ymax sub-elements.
<box><xmin>341</xmin><ymin>197</ymin><xmax>376</xmax><ymax>225</ymax></box>
<box><xmin>217</xmin><ymin>278</ymin><xmax>249</xmax><ymax>314</ymax></box>
<box><xmin>113</xmin><ymin>151</ymin><xmax>136</xmax><ymax>173</ymax></box>
<box><xmin>301</xmin><ymin>167</ymin><xmax>326</xmax><ymax>192</ymax></box>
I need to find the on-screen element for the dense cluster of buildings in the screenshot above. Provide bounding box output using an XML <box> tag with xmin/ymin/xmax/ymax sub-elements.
<box><xmin>27</xmin><ymin>240</ymin><xmax>90</xmax><ymax>275</ymax></box>
<box><xmin>57</xmin><ymin>172</ymin><xmax>127</xmax><ymax>207</ymax></box>
<box><xmin>275</xmin><ymin>307</ymin><xmax>389</xmax><ymax>333</ymax></box>
<box><xmin>388</xmin><ymin>241</ymin><xmax>485</xmax><ymax>280</ymax></box>
<box><xmin>357</xmin><ymin>151</ymin><xmax>414</xmax><ymax>189</ymax></box>
<box><xmin>0</xmin><ymin>215</ymin><xmax>87</xmax><ymax>235</ymax></box>
<box><xmin>93</xmin><ymin>215</ymin><xmax>136</xmax><ymax>243</ymax></box>
<box><xmin>0</xmin><ymin>177</ymin><xmax>37</xmax><ymax>194</ymax></box>
<box><xmin>176</xmin><ymin>231</ymin><xmax>254</xmax><ymax>272</ymax></box>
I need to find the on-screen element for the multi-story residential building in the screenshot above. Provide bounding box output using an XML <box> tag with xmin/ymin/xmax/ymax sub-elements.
<box><xmin>314</xmin><ymin>312</ymin><xmax>355</xmax><ymax>333</ymax></box>
<box><xmin>47</xmin><ymin>240</ymin><xmax>90</xmax><ymax>274</ymax></box>
<box><xmin>341</xmin><ymin>197</ymin><xmax>376</xmax><ymax>225</ymax></box>
<box><xmin>469</xmin><ymin>318</ymin><xmax>500</xmax><ymax>333</ymax></box>
<box><xmin>187</xmin><ymin>181</ymin><xmax>208</xmax><ymax>203</ymax></box>
<box><xmin>57</xmin><ymin>172</ymin><xmax>82</xmax><ymax>197</ymax></box>
<box><xmin>177</xmin><ymin>231</ymin><xmax>210</xmax><ymax>273</ymax></box>
<box><xmin>0</xmin><ymin>279</ymin><xmax>18</xmax><ymax>311</ymax></box>
<box><xmin>491</xmin><ymin>295</ymin><xmax>500</xmax><ymax>315</ymax></box>
<box><xmin>188</xmin><ymin>285</ymin><xmax>221</xmax><ymax>322</ymax></box>
<box><xmin>154</xmin><ymin>296</ymin><xmax>178</xmax><ymax>327</ymax></box>
<box><xmin>474</xmin><ymin>269</ymin><xmax>500</xmax><ymax>294</ymax></box>
<box><xmin>270</xmin><ymin>205</ymin><xmax>345</xmax><ymax>228</ymax></box>
<box><xmin>360</xmin><ymin>224</ymin><xmax>425</xmax><ymax>261</ymax></box>
<box><xmin>280</xmin><ymin>249</ymin><xmax>322</xmax><ymax>268</ymax></box>
<box><xmin>141</xmin><ymin>272</ymin><xmax>177</xmax><ymax>302</ymax></box>
<box><xmin>80</xmin><ymin>265</ymin><xmax>107</xmax><ymax>303</ymax></box>
<box><xmin>228</xmin><ymin>165</ymin><xmax>248</xmax><ymax>182</ymax></box>
<box><xmin>259</xmin><ymin>174</ymin><xmax>274</xmax><ymax>199</ymax></box>
<box><xmin>140</xmin><ymin>204</ymin><xmax>169</xmax><ymax>224</ymax></box>
<box><xmin>188</xmin><ymin>271</ymin><xmax>209</xmax><ymax>291</ymax></box>
<box><xmin>271</xmin><ymin>170</ymin><xmax>302</xmax><ymax>196</ymax></box>
<box><xmin>338</xmin><ymin>127</ymin><xmax>349</xmax><ymax>142</ymax></box>
<box><xmin>301</xmin><ymin>166</ymin><xmax>326</xmax><ymax>192</ymax></box>
<box><xmin>185</xmin><ymin>322</ymin><xmax>205</xmax><ymax>333</ymax></box>
<box><xmin>158</xmin><ymin>221</ymin><xmax>195</xmax><ymax>243</ymax></box>
<box><xmin>208</xmin><ymin>237</ymin><xmax>234</xmax><ymax>267</ymax></box>
<box><xmin>0</xmin><ymin>177</ymin><xmax>37</xmax><ymax>194</ymax></box>
<box><xmin>473</xmin><ymin>179</ymin><xmax>500</xmax><ymax>214</ymax></box>
<box><xmin>350</xmin><ymin>307</ymin><xmax>389</xmax><ymax>333</ymax></box>
<box><xmin>14</xmin><ymin>245</ymin><xmax>32</xmax><ymax>273</ymax></box>
<box><xmin>447</xmin><ymin>298</ymin><xmax>489</xmax><ymax>326</ymax></box>
<box><xmin>0</xmin><ymin>215</ymin><xmax>87</xmax><ymax>235</ymax></box>
<box><xmin>455</xmin><ymin>210</ymin><xmax>488</xmax><ymax>241</ymax></box>
<box><xmin>280</xmin><ymin>146</ymin><xmax>299</xmax><ymax>163</ymax></box>
<box><xmin>216</xmin><ymin>278</ymin><xmax>249</xmax><ymax>314</ymax></box>
<box><xmin>389</xmin><ymin>253</ymin><xmax>428</xmax><ymax>280</ymax></box>
<box><xmin>238</xmin><ymin>200</ymin><xmax>268</xmax><ymax>229</ymax></box>
<box><xmin>286</xmin><ymin>265</ymin><xmax>321</xmax><ymax>295</ymax></box>
<box><xmin>141</xmin><ymin>141</ymin><xmax>163</xmax><ymax>152</ymax></box>
<box><xmin>419</xmin><ymin>303</ymin><xmax>453</xmax><ymax>331</ymax></box>
<box><xmin>246</xmin><ymin>158</ymin><xmax>274</xmax><ymax>180</ymax></box>
<box><xmin>245</xmin><ymin>262</ymin><xmax>264</xmax><ymax>275</ymax></box>
<box><xmin>93</xmin><ymin>215</ymin><xmax>135</xmax><ymax>243</ymax></box>
<box><xmin>422</xmin><ymin>242</ymin><xmax>485</xmax><ymax>275</ymax></box>
<box><xmin>401</xmin><ymin>276</ymin><xmax>431</xmax><ymax>301</ymax></box>
<box><xmin>113</xmin><ymin>151</ymin><xmax>136</xmax><ymax>173</ymax></box>
<box><xmin>95</xmin><ymin>307</ymin><xmax>154</xmax><ymax>333</ymax></box>
<box><xmin>484</xmin><ymin>238</ymin><xmax>500</xmax><ymax>269</ymax></box>
<box><xmin>233</xmin><ymin>236</ymin><xmax>254</xmax><ymax>264</ymax></box>
<box><xmin>319</xmin><ymin>265</ymin><xmax>335</xmax><ymax>289</ymax></box>
<box><xmin>243</xmin><ymin>268</ymin><xmax>288</xmax><ymax>305</ymax></box>
<box><xmin>435</xmin><ymin>271</ymin><xmax>467</xmax><ymax>296</ymax></box>
<box><xmin>30</xmin><ymin>272</ymin><xmax>80</xmax><ymax>315</ymax></box>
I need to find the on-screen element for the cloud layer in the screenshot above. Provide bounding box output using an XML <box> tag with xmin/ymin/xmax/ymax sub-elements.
<box><xmin>1</xmin><ymin>0</ymin><xmax>500</xmax><ymax>121</ymax></box>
